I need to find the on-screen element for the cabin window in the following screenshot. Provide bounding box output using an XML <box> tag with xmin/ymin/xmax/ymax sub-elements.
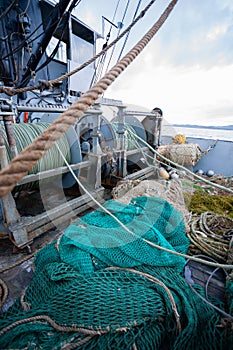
<box><xmin>71</xmin><ymin>35</ymin><xmax>94</xmax><ymax>67</ymax></box>
<box><xmin>46</xmin><ymin>37</ymin><xmax>67</xmax><ymax>63</ymax></box>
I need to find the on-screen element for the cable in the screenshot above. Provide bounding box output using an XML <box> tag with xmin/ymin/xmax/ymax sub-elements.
<box><xmin>187</xmin><ymin>281</ymin><xmax>233</xmax><ymax>321</ymax></box>
<box><xmin>91</xmin><ymin>0</ymin><xmax>121</xmax><ymax>86</ymax></box>
<box><xmin>25</xmin><ymin>90</ymin><xmax>63</xmax><ymax>104</ymax></box>
<box><xmin>25</xmin><ymin>90</ymin><xmax>56</xmax><ymax>105</ymax></box>
<box><xmin>117</xmin><ymin>0</ymin><xmax>142</xmax><ymax>61</ymax></box>
<box><xmin>127</xmin><ymin>129</ymin><xmax>233</xmax><ymax>195</ymax></box>
<box><xmin>20</xmin><ymin>0</ymin><xmax>31</xmax><ymax>15</ymax></box>
<box><xmin>1</xmin><ymin>1</ymin><xmax>68</xmax><ymax>62</ymax></box>
<box><xmin>35</xmin><ymin>0</ymin><xmax>82</xmax><ymax>73</ymax></box>
<box><xmin>35</xmin><ymin>14</ymin><xmax>69</xmax><ymax>73</ymax></box>
<box><xmin>205</xmin><ymin>267</ymin><xmax>227</xmax><ymax>300</ymax></box>
<box><xmin>1</xmin><ymin>15</ymin><xmax>46</xmax><ymax>61</ymax></box>
<box><xmin>104</xmin><ymin>0</ymin><xmax>131</xmax><ymax>74</ymax></box>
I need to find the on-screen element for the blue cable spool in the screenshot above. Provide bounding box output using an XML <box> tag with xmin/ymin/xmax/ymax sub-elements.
<box><xmin>78</xmin><ymin>113</ymin><xmax>117</xmax><ymax>152</ymax></box>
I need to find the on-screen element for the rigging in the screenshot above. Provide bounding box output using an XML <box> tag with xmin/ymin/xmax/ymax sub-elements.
<box><xmin>117</xmin><ymin>0</ymin><xmax>142</xmax><ymax>61</ymax></box>
<box><xmin>104</xmin><ymin>0</ymin><xmax>131</xmax><ymax>74</ymax></box>
<box><xmin>35</xmin><ymin>0</ymin><xmax>83</xmax><ymax>74</ymax></box>
<box><xmin>91</xmin><ymin>0</ymin><xmax>121</xmax><ymax>86</ymax></box>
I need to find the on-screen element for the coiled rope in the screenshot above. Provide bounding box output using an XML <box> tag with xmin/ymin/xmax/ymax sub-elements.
<box><xmin>0</xmin><ymin>0</ymin><xmax>179</xmax><ymax>197</ymax></box>
<box><xmin>2</xmin><ymin>123</ymin><xmax>70</xmax><ymax>190</ymax></box>
<box><xmin>188</xmin><ymin>212</ymin><xmax>233</xmax><ymax>263</ymax></box>
<box><xmin>0</xmin><ymin>0</ymin><xmax>158</xmax><ymax>96</ymax></box>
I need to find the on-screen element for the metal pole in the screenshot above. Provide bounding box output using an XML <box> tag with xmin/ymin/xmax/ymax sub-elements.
<box><xmin>2</xmin><ymin>113</ymin><xmax>18</xmax><ymax>159</ymax></box>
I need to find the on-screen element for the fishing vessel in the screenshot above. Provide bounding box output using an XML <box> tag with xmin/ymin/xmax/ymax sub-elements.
<box><xmin>0</xmin><ymin>0</ymin><xmax>232</xmax><ymax>349</ymax></box>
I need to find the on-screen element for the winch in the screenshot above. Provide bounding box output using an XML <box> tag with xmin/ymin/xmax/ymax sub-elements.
<box><xmin>0</xmin><ymin>100</ymin><xmax>162</xmax><ymax>248</ymax></box>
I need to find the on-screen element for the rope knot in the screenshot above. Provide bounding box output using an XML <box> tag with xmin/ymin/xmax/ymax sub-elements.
<box><xmin>0</xmin><ymin>86</ymin><xmax>15</xmax><ymax>96</ymax></box>
<box><xmin>38</xmin><ymin>80</ymin><xmax>53</xmax><ymax>91</ymax></box>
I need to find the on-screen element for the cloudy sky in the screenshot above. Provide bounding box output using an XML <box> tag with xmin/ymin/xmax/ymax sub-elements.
<box><xmin>75</xmin><ymin>0</ymin><xmax>233</xmax><ymax>126</ymax></box>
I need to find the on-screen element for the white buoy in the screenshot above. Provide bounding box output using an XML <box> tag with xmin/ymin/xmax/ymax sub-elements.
<box><xmin>196</xmin><ymin>169</ymin><xmax>204</xmax><ymax>175</ymax></box>
<box><xmin>170</xmin><ymin>172</ymin><xmax>179</xmax><ymax>179</ymax></box>
<box><xmin>206</xmin><ymin>170</ymin><xmax>215</xmax><ymax>177</ymax></box>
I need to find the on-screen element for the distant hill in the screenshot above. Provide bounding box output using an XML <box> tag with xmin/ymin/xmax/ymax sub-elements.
<box><xmin>172</xmin><ymin>124</ymin><xmax>233</xmax><ymax>130</ymax></box>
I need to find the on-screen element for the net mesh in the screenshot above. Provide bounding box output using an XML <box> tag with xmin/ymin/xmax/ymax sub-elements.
<box><xmin>0</xmin><ymin>196</ymin><xmax>232</xmax><ymax>349</ymax></box>
<box><xmin>157</xmin><ymin>144</ymin><xmax>202</xmax><ymax>166</ymax></box>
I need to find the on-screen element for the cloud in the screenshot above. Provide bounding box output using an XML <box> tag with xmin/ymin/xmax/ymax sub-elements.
<box><xmin>106</xmin><ymin>61</ymin><xmax>233</xmax><ymax>125</ymax></box>
<box><xmin>93</xmin><ymin>0</ymin><xmax>233</xmax><ymax>70</ymax></box>
<box><xmin>153</xmin><ymin>0</ymin><xmax>233</xmax><ymax>67</ymax></box>
<box><xmin>76</xmin><ymin>0</ymin><xmax>233</xmax><ymax>125</ymax></box>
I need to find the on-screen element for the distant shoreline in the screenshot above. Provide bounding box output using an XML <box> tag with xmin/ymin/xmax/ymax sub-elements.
<box><xmin>172</xmin><ymin>124</ymin><xmax>233</xmax><ymax>130</ymax></box>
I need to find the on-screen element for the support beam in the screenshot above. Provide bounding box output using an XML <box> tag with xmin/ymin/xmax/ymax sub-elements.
<box><xmin>9</xmin><ymin>187</ymin><xmax>105</xmax><ymax>248</ymax></box>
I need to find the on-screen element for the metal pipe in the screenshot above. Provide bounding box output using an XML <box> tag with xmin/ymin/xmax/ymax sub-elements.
<box><xmin>0</xmin><ymin>122</ymin><xmax>8</xmax><ymax>168</ymax></box>
<box><xmin>3</xmin><ymin>114</ymin><xmax>18</xmax><ymax>158</ymax></box>
<box><xmin>18</xmin><ymin>160</ymin><xmax>90</xmax><ymax>185</ymax></box>
<box><xmin>125</xmin><ymin>110</ymin><xmax>163</xmax><ymax>118</ymax></box>
<box><xmin>1</xmin><ymin>103</ymin><xmax>102</xmax><ymax>113</ymax></box>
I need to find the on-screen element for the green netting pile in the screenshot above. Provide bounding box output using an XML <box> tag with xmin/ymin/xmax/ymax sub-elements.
<box><xmin>0</xmin><ymin>196</ymin><xmax>232</xmax><ymax>349</ymax></box>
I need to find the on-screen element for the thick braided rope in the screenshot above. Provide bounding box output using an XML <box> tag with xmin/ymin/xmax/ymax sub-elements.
<box><xmin>0</xmin><ymin>0</ymin><xmax>178</xmax><ymax>197</ymax></box>
<box><xmin>61</xmin><ymin>336</ymin><xmax>94</xmax><ymax>350</ymax></box>
<box><xmin>0</xmin><ymin>0</ymin><xmax>157</xmax><ymax>96</ymax></box>
<box><xmin>0</xmin><ymin>268</ymin><xmax>181</xmax><ymax>337</ymax></box>
<box><xmin>0</xmin><ymin>278</ymin><xmax>8</xmax><ymax>309</ymax></box>
<box><xmin>0</xmin><ymin>315</ymin><xmax>109</xmax><ymax>336</ymax></box>
<box><xmin>0</xmin><ymin>309</ymin><xmax>167</xmax><ymax>336</ymax></box>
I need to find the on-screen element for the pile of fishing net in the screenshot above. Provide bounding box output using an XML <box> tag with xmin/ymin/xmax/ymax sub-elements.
<box><xmin>112</xmin><ymin>179</ymin><xmax>190</xmax><ymax>231</ymax></box>
<box><xmin>157</xmin><ymin>143</ymin><xmax>202</xmax><ymax>166</ymax></box>
<box><xmin>0</xmin><ymin>196</ymin><xmax>232</xmax><ymax>349</ymax></box>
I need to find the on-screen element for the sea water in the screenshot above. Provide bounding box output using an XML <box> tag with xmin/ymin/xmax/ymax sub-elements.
<box><xmin>162</xmin><ymin>125</ymin><xmax>233</xmax><ymax>142</ymax></box>
<box><xmin>161</xmin><ymin>124</ymin><xmax>233</xmax><ymax>176</ymax></box>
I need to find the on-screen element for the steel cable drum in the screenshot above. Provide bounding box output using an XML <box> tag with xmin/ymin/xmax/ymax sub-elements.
<box><xmin>2</xmin><ymin>122</ymin><xmax>72</xmax><ymax>191</ymax></box>
<box><xmin>112</xmin><ymin>115</ymin><xmax>147</xmax><ymax>166</ymax></box>
<box><xmin>77</xmin><ymin>113</ymin><xmax>117</xmax><ymax>152</ymax></box>
<box><xmin>40</xmin><ymin>114</ymin><xmax>82</xmax><ymax>188</ymax></box>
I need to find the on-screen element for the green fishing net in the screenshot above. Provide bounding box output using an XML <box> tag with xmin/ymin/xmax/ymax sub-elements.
<box><xmin>0</xmin><ymin>196</ymin><xmax>232</xmax><ymax>349</ymax></box>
